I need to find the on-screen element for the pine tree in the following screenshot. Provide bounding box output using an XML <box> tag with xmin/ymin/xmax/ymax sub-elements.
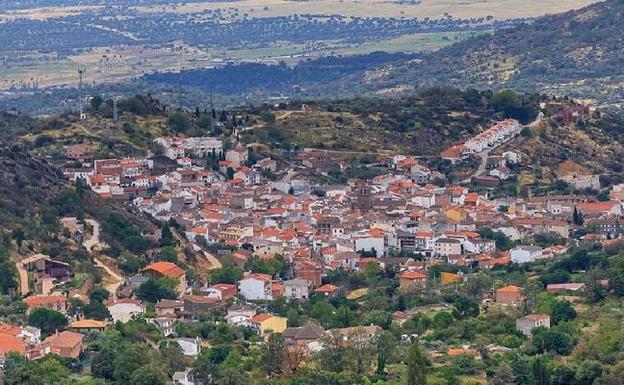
<box><xmin>406</xmin><ymin>341</ymin><xmax>427</xmax><ymax>385</ymax></box>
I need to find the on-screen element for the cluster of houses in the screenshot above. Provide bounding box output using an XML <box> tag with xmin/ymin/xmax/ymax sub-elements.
<box><xmin>441</xmin><ymin>119</ymin><xmax>522</xmax><ymax>162</ymax></box>
<box><xmin>60</xmin><ymin>135</ymin><xmax>624</xmax><ymax>303</ymax></box>
<box><xmin>43</xmin><ymin>128</ymin><xmax>624</xmax><ymax>381</ymax></box>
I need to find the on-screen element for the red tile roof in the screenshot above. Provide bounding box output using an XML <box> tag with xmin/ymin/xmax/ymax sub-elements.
<box><xmin>142</xmin><ymin>262</ymin><xmax>185</xmax><ymax>278</ymax></box>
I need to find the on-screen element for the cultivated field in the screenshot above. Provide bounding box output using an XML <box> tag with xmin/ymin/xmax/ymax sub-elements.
<box><xmin>0</xmin><ymin>0</ymin><xmax>598</xmax><ymax>91</ymax></box>
<box><xmin>131</xmin><ymin>0</ymin><xmax>598</xmax><ymax>20</ymax></box>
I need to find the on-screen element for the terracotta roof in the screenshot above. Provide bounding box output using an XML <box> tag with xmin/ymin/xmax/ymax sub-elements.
<box><xmin>44</xmin><ymin>331</ymin><xmax>84</xmax><ymax>349</ymax></box>
<box><xmin>0</xmin><ymin>333</ymin><xmax>25</xmax><ymax>358</ymax></box>
<box><xmin>497</xmin><ymin>285</ymin><xmax>522</xmax><ymax>293</ymax></box>
<box><xmin>23</xmin><ymin>294</ymin><xmax>66</xmax><ymax>307</ymax></box>
<box><xmin>251</xmin><ymin>313</ymin><xmax>274</xmax><ymax>323</ymax></box>
<box><xmin>0</xmin><ymin>323</ymin><xmax>22</xmax><ymax>336</ymax></box>
<box><xmin>243</xmin><ymin>273</ymin><xmax>272</xmax><ymax>282</ymax></box>
<box><xmin>400</xmin><ymin>271</ymin><xmax>427</xmax><ymax>280</ymax></box>
<box><xmin>441</xmin><ymin>144</ymin><xmax>466</xmax><ymax>159</ymax></box>
<box><xmin>142</xmin><ymin>262</ymin><xmax>185</xmax><ymax>278</ymax></box>
<box><xmin>69</xmin><ymin>319</ymin><xmax>107</xmax><ymax>329</ymax></box>
<box><xmin>315</xmin><ymin>284</ymin><xmax>339</xmax><ymax>293</ymax></box>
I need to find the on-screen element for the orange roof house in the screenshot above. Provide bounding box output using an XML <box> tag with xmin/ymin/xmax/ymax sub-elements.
<box><xmin>142</xmin><ymin>262</ymin><xmax>186</xmax><ymax>294</ymax></box>
<box><xmin>399</xmin><ymin>271</ymin><xmax>427</xmax><ymax>291</ymax></box>
<box><xmin>68</xmin><ymin>319</ymin><xmax>107</xmax><ymax>333</ymax></box>
<box><xmin>0</xmin><ymin>333</ymin><xmax>26</xmax><ymax>360</ymax></box>
<box><xmin>314</xmin><ymin>284</ymin><xmax>339</xmax><ymax>296</ymax></box>
<box><xmin>23</xmin><ymin>294</ymin><xmax>67</xmax><ymax>314</ymax></box>
<box><xmin>42</xmin><ymin>331</ymin><xmax>84</xmax><ymax>359</ymax></box>
<box><xmin>495</xmin><ymin>285</ymin><xmax>525</xmax><ymax>306</ymax></box>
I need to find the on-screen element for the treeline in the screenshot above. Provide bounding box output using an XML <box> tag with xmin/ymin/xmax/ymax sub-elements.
<box><xmin>143</xmin><ymin>52</ymin><xmax>419</xmax><ymax>95</ymax></box>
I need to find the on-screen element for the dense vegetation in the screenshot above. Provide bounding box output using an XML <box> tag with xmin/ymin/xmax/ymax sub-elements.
<box><xmin>0</xmin><ymin>10</ymin><xmax>517</xmax><ymax>55</ymax></box>
<box><xmin>143</xmin><ymin>52</ymin><xmax>419</xmax><ymax>96</ymax></box>
<box><xmin>376</xmin><ymin>0</ymin><xmax>624</xmax><ymax>103</ymax></box>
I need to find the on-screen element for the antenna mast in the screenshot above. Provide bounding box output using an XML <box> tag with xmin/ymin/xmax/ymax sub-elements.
<box><xmin>113</xmin><ymin>94</ymin><xmax>119</xmax><ymax>122</ymax></box>
<box><xmin>78</xmin><ymin>68</ymin><xmax>86</xmax><ymax>120</ymax></box>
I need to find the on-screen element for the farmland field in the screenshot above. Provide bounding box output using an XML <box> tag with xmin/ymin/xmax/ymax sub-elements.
<box><xmin>0</xmin><ymin>0</ymin><xmax>599</xmax><ymax>91</ymax></box>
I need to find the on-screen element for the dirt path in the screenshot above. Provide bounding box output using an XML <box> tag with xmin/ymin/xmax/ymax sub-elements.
<box><xmin>84</xmin><ymin>219</ymin><xmax>124</xmax><ymax>295</ymax></box>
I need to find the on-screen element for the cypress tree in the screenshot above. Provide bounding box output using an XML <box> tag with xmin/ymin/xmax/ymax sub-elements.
<box><xmin>406</xmin><ymin>341</ymin><xmax>427</xmax><ymax>385</ymax></box>
<box><xmin>533</xmin><ymin>357</ymin><xmax>551</xmax><ymax>385</ymax></box>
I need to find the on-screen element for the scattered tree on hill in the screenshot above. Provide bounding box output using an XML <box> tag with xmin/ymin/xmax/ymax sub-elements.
<box><xmin>27</xmin><ymin>308</ymin><xmax>68</xmax><ymax>336</ymax></box>
<box><xmin>405</xmin><ymin>341</ymin><xmax>427</xmax><ymax>385</ymax></box>
<box><xmin>573</xmin><ymin>207</ymin><xmax>584</xmax><ymax>226</ymax></box>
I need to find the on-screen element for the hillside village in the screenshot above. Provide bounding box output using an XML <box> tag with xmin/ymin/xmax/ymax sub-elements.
<box><xmin>3</xmin><ymin>96</ymin><xmax>624</xmax><ymax>385</ymax></box>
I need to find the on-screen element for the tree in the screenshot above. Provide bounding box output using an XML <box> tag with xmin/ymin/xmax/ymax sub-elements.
<box><xmin>0</xmin><ymin>248</ymin><xmax>17</xmax><ymax>294</ymax></box>
<box><xmin>157</xmin><ymin>246</ymin><xmax>178</xmax><ymax>263</ymax></box>
<box><xmin>217</xmin><ymin>368</ymin><xmax>249</xmax><ymax>385</ymax></box>
<box><xmin>84</xmin><ymin>300</ymin><xmax>111</xmax><ymax>320</ymax></box>
<box><xmin>11</xmin><ymin>228</ymin><xmax>25</xmax><ymax>251</ymax></box>
<box><xmin>364</xmin><ymin>262</ymin><xmax>380</xmax><ymax>287</ymax></box>
<box><xmin>160</xmin><ymin>222</ymin><xmax>176</xmax><ymax>247</ymax></box>
<box><xmin>92</xmin><ymin>343</ymin><xmax>118</xmax><ymax>379</ymax></box>
<box><xmin>90</xmin><ymin>95</ymin><xmax>104</xmax><ymax>111</ymax></box>
<box><xmin>261</xmin><ymin>333</ymin><xmax>287</xmax><ymax>376</ymax></box>
<box><xmin>452</xmin><ymin>297</ymin><xmax>480</xmax><ymax>320</ymax></box>
<box><xmin>511</xmin><ymin>354</ymin><xmax>536</xmax><ymax>385</ymax></box>
<box><xmin>463</xmin><ymin>272</ymin><xmax>494</xmax><ymax>300</ymax></box>
<box><xmin>361</xmin><ymin>310</ymin><xmax>392</xmax><ymax>330</ymax></box>
<box><xmin>129</xmin><ymin>365</ymin><xmax>167</xmax><ymax>385</ymax></box>
<box><xmin>333</xmin><ymin>305</ymin><xmax>356</xmax><ymax>328</ymax></box>
<box><xmin>89</xmin><ymin>286</ymin><xmax>110</xmax><ymax>303</ymax></box>
<box><xmin>405</xmin><ymin>341</ymin><xmax>427</xmax><ymax>385</ymax></box>
<box><xmin>490</xmin><ymin>363</ymin><xmax>515</xmax><ymax>385</ymax></box>
<box><xmin>192</xmin><ymin>350</ymin><xmax>221</xmax><ymax>385</ymax></box>
<box><xmin>160</xmin><ymin>341</ymin><xmax>186</xmax><ymax>376</ymax></box>
<box><xmin>533</xmin><ymin>357</ymin><xmax>551</xmax><ymax>385</ymax></box>
<box><xmin>137</xmin><ymin>277</ymin><xmax>178</xmax><ymax>303</ymax></box>
<box><xmin>375</xmin><ymin>330</ymin><xmax>396</xmax><ymax>375</ymax></box>
<box><xmin>348</xmin><ymin>328</ymin><xmax>375</xmax><ymax>375</ymax></box>
<box><xmin>113</xmin><ymin>344</ymin><xmax>150</xmax><ymax>384</ymax></box>
<box><xmin>573</xmin><ymin>207</ymin><xmax>584</xmax><ymax>226</ymax></box>
<box><xmin>27</xmin><ymin>308</ymin><xmax>68</xmax><ymax>335</ymax></box>
<box><xmin>2</xmin><ymin>352</ymin><xmax>44</xmax><ymax>385</ymax></box>
<box><xmin>168</xmin><ymin>112</ymin><xmax>191</xmax><ymax>133</ymax></box>
<box><xmin>316</xmin><ymin>331</ymin><xmax>349</xmax><ymax>373</ymax></box>
<box><xmin>532</xmin><ymin>327</ymin><xmax>573</xmax><ymax>355</ymax></box>
<box><xmin>551</xmin><ymin>300</ymin><xmax>577</xmax><ymax>324</ymax></box>
<box><xmin>433</xmin><ymin>312</ymin><xmax>454</xmax><ymax>329</ymax></box>
<box><xmin>209</xmin><ymin>264</ymin><xmax>243</xmax><ymax>284</ymax></box>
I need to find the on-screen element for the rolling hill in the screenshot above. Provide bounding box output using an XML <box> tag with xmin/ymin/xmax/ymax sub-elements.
<box><xmin>371</xmin><ymin>0</ymin><xmax>624</xmax><ymax>104</ymax></box>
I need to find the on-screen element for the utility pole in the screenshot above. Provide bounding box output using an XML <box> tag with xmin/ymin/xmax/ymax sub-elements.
<box><xmin>210</xmin><ymin>91</ymin><xmax>214</xmax><ymax>133</ymax></box>
<box><xmin>78</xmin><ymin>68</ymin><xmax>86</xmax><ymax>120</ymax></box>
<box><xmin>113</xmin><ymin>95</ymin><xmax>118</xmax><ymax>122</ymax></box>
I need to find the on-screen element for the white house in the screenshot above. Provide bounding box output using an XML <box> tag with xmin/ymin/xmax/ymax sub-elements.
<box><xmin>283</xmin><ymin>278</ymin><xmax>312</xmax><ymax>300</ymax></box>
<box><xmin>510</xmin><ymin>245</ymin><xmax>544</xmax><ymax>264</ymax></box>
<box><xmin>238</xmin><ymin>273</ymin><xmax>273</xmax><ymax>301</ymax></box>
<box><xmin>226</xmin><ymin>304</ymin><xmax>256</xmax><ymax>326</ymax></box>
<box><xmin>173</xmin><ymin>369</ymin><xmax>195</xmax><ymax>385</ymax></box>
<box><xmin>463</xmin><ymin>239</ymin><xmax>496</xmax><ymax>254</ymax></box>
<box><xmin>174</xmin><ymin>337</ymin><xmax>201</xmax><ymax>357</ymax></box>
<box><xmin>352</xmin><ymin>231</ymin><xmax>385</xmax><ymax>256</ymax></box>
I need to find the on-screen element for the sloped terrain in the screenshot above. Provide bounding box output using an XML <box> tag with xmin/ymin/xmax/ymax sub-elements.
<box><xmin>374</xmin><ymin>0</ymin><xmax>624</xmax><ymax>103</ymax></box>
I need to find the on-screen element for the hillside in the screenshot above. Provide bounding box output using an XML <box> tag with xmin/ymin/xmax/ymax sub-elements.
<box><xmin>372</xmin><ymin>0</ymin><xmax>624</xmax><ymax>104</ymax></box>
<box><xmin>241</xmin><ymin>88</ymin><xmax>541</xmax><ymax>157</ymax></box>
